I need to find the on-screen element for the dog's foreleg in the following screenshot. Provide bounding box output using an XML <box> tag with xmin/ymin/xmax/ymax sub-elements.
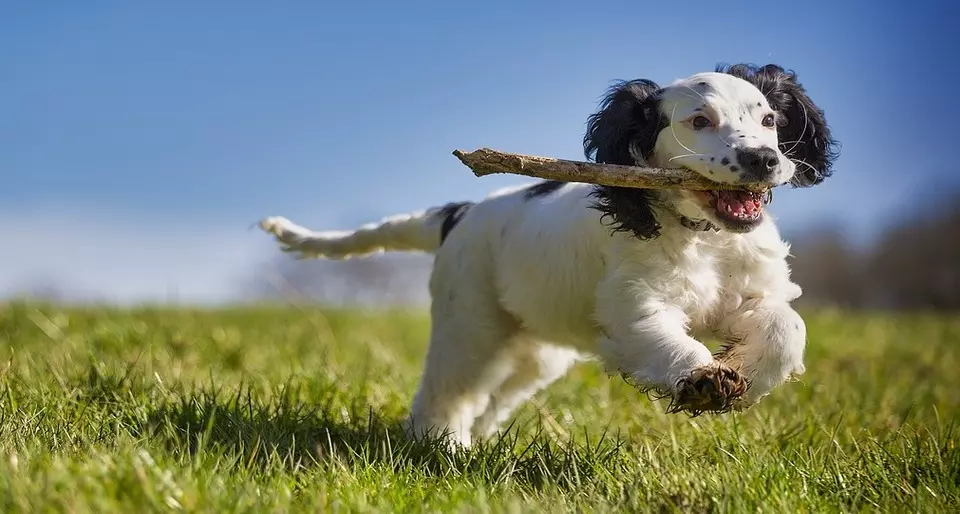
<box><xmin>595</xmin><ymin>298</ymin><xmax>748</xmax><ymax>414</ymax></box>
<box><xmin>597</xmin><ymin>307</ymin><xmax>712</xmax><ymax>391</ymax></box>
<box><xmin>714</xmin><ymin>299</ymin><xmax>807</xmax><ymax>409</ymax></box>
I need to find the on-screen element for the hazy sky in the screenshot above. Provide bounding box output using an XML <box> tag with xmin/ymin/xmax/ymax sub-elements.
<box><xmin>2</xmin><ymin>1</ymin><xmax>956</xmax><ymax>304</ymax></box>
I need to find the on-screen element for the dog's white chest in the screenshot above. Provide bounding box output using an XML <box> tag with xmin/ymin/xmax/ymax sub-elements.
<box><xmin>659</xmin><ymin>240</ymin><xmax>727</xmax><ymax>324</ymax></box>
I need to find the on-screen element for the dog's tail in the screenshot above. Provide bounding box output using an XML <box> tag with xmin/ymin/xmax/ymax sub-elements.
<box><xmin>258</xmin><ymin>201</ymin><xmax>474</xmax><ymax>259</ymax></box>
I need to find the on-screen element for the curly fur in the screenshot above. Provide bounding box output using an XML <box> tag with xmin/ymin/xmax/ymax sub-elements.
<box><xmin>584</xmin><ymin>79</ymin><xmax>667</xmax><ymax>240</ymax></box>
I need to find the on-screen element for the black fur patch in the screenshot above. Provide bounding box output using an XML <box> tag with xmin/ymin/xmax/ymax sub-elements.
<box><xmin>523</xmin><ymin>180</ymin><xmax>565</xmax><ymax>200</ymax></box>
<box><xmin>436</xmin><ymin>201</ymin><xmax>474</xmax><ymax>243</ymax></box>
<box><xmin>583</xmin><ymin>79</ymin><xmax>667</xmax><ymax>240</ymax></box>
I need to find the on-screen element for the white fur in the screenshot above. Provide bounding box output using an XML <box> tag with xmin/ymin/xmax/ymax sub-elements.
<box><xmin>260</xmin><ymin>72</ymin><xmax>809</xmax><ymax>448</ymax></box>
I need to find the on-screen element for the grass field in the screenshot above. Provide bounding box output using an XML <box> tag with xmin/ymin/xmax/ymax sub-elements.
<box><xmin>1</xmin><ymin>301</ymin><xmax>958</xmax><ymax>512</ymax></box>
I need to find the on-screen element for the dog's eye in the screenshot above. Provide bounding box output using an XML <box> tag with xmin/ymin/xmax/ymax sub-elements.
<box><xmin>762</xmin><ymin>113</ymin><xmax>776</xmax><ymax>128</ymax></box>
<box><xmin>691</xmin><ymin>115</ymin><xmax>713</xmax><ymax>130</ymax></box>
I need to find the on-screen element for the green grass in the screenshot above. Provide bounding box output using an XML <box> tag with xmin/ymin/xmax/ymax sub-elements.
<box><xmin>1</xmin><ymin>301</ymin><xmax>958</xmax><ymax>513</ymax></box>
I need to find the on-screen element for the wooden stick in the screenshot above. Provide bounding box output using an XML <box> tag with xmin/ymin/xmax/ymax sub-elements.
<box><xmin>452</xmin><ymin>148</ymin><xmax>751</xmax><ymax>191</ymax></box>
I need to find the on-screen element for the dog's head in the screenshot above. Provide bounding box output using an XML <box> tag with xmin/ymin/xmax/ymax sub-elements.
<box><xmin>584</xmin><ymin>64</ymin><xmax>839</xmax><ymax>237</ymax></box>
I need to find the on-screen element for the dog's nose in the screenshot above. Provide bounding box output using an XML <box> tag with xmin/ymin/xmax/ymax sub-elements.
<box><xmin>736</xmin><ymin>146</ymin><xmax>780</xmax><ymax>180</ymax></box>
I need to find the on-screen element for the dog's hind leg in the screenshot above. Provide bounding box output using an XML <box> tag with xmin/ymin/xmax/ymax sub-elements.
<box><xmin>404</xmin><ymin>321</ymin><xmax>520</xmax><ymax>449</ymax></box>
<box><xmin>403</xmin><ymin>272</ymin><xmax>523</xmax><ymax>449</ymax></box>
<box><xmin>470</xmin><ymin>342</ymin><xmax>581</xmax><ymax>442</ymax></box>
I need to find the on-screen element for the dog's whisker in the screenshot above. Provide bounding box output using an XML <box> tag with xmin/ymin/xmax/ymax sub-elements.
<box><xmin>791</xmin><ymin>158</ymin><xmax>819</xmax><ymax>178</ymax></box>
<box><xmin>784</xmin><ymin>100</ymin><xmax>809</xmax><ymax>158</ymax></box>
<box><xmin>778</xmin><ymin>139</ymin><xmax>805</xmax><ymax>147</ymax></box>
<box><xmin>682</xmin><ymin>84</ymin><xmax>708</xmax><ymax>102</ymax></box>
<box><xmin>792</xmin><ymin>158</ymin><xmax>816</xmax><ymax>172</ymax></box>
<box><xmin>667</xmin><ymin>153</ymin><xmax>704</xmax><ymax>162</ymax></box>
<box><xmin>669</xmin><ymin>102</ymin><xmax>700</xmax><ymax>157</ymax></box>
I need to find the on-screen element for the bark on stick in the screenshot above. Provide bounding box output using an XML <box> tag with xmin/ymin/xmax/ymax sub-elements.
<box><xmin>452</xmin><ymin>148</ymin><xmax>751</xmax><ymax>191</ymax></box>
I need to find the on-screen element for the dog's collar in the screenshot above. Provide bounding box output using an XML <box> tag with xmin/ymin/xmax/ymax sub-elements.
<box><xmin>679</xmin><ymin>216</ymin><xmax>719</xmax><ymax>232</ymax></box>
<box><xmin>654</xmin><ymin>195</ymin><xmax>720</xmax><ymax>233</ymax></box>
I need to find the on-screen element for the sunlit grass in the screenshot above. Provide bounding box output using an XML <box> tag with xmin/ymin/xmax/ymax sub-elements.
<box><xmin>1</xmin><ymin>302</ymin><xmax>958</xmax><ymax>512</ymax></box>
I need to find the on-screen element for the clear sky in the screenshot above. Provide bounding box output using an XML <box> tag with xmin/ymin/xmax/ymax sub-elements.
<box><xmin>2</xmin><ymin>0</ymin><xmax>957</xmax><ymax>303</ymax></box>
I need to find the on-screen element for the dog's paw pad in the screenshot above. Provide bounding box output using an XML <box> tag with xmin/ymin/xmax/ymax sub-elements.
<box><xmin>668</xmin><ymin>363</ymin><xmax>748</xmax><ymax>416</ymax></box>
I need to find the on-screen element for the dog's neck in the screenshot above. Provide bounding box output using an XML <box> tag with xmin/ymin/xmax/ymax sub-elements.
<box><xmin>589</xmin><ymin>186</ymin><xmax>719</xmax><ymax>240</ymax></box>
<box><xmin>658</xmin><ymin>192</ymin><xmax>719</xmax><ymax>233</ymax></box>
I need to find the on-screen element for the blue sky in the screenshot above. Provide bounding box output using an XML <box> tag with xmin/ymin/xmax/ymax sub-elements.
<box><xmin>1</xmin><ymin>1</ymin><xmax>956</xmax><ymax>303</ymax></box>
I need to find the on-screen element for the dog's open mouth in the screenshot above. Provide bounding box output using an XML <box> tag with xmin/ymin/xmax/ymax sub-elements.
<box><xmin>697</xmin><ymin>188</ymin><xmax>771</xmax><ymax>231</ymax></box>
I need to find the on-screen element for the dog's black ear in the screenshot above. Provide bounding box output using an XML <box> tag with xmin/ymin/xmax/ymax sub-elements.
<box><xmin>719</xmin><ymin>63</ymin><xmax>840</xmax><ymax>187</ymax></box>
<box><xmin>583</xmin><ymin>79</ymin><xmax>665</xmax><ymax>166</ymax></box>
<box><xmin>583</xmin><ymin>80</ymin><xmax>667</xmax><ymax>240</ymax></box>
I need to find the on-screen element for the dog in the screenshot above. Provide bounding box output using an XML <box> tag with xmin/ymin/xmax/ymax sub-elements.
<box><xmin>259</xmin><ymin>63</ymin><xmax>839</xmax><ymax>448</ymax></box>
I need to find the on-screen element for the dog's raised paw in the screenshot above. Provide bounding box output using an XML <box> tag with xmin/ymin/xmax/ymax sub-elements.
<box><xmin>668</xmin><ymin>363</ymin><xmax>748</xmax><ymax>416</ymax></box>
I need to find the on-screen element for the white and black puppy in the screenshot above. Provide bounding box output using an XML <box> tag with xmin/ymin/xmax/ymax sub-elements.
<box><xmin>260</xmin><ymin>63</ymin><xmax>839</xmax><ymax>449</ymax></box>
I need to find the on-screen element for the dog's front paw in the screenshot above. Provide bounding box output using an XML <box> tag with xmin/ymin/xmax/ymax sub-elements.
<box><xmin>714</xmin><ymin>337</ymin><xmax>805</xmax><ymax>411</ymax></box>
<box><xmin>667</xmin><ymin>362</ymin><xmax>748</xmax><ymax>416</ymax></box>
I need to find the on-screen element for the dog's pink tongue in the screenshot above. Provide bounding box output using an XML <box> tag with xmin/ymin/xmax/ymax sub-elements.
<box><xmin>717</xmin><ymin>191</ymin><xmax>763</xmax><ymax>217</ymax></box>
<box><xmin>718</xmin><ymin>191</ymin><xmax>748</xmax><ymax>215</ymax></box>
